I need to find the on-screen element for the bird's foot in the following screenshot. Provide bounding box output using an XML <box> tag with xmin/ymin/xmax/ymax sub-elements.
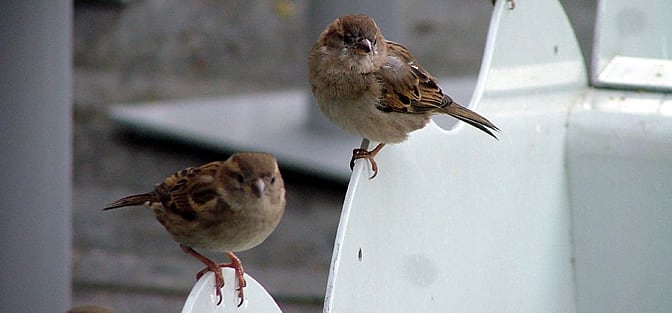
<box><xmin>183</xmin><ymin>245</ymin><xmax>226</xmax><ymax>305</ymax></box>
<box><xmin>350</xmin><ymin>148</ymin><xmax>379</xmax><ymax>179</ymax></box>
<box><xmin>219</xmin><ymin>252</ymin><xmax>246</xmax><ymax>307</ymax></box>
<box><xmin>492</xmin><ymin>0</ymin><xmax>515</xmax><ymax>9</ymax></box>
<box><xmin>349</xmin><ymin>143</ymin><xmax>385</xmax><ymax>179</ymax></box>
<box><xmin>193</xmin><ymin>265</ymin><xmax>231</xmax><ymax>306</ymax></box>
<box><xmin>192</xmin><ymin>253</ymin><xmax>246</xmax><ymax>306</ymax></box>
<box><xmin>193</xmin><ymin>265</ymin><xmax>225</xmax><ymax>305</ymax></box>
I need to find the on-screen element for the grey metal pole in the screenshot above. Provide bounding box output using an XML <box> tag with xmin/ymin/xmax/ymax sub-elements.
<box><xmin>306</xmin><ymin>0</ymin><xmax>403</xmax><ymax>132</ymax></box>
<box><xmin>0</xmin><ymin>1</ymin><xmax>72</xmax><ymax>312</ymax></box>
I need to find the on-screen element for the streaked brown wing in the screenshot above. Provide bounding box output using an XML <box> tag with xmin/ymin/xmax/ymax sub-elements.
<box><xmin>376</xmin><ymin>40</ymin><xmax>446</xmax><ymax>114</ymax></box>
<box><xmin>155</xmin><ymin>161</ymin><xmax>222</xmax><ymax>221</ymax></box>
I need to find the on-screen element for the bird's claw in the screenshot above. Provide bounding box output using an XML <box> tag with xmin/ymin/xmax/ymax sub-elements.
<box><xmin>235</xmin><ymin>285</ymin><xmax>245</xmax><ymax>307</ymax></box>
<box><xmin>349</xmin><ymin>148</ymin><xmax>367</xmax><ymax>170</ymax></box>
<box><xmin>350</xmin><ymin>148</ymin><xmax>379</xmax><ymax>179</ymax></box>
<box><xmin>227</xmin><ymin>264</ymin><xmax>246</xmax><ymax>307</ymax></box>
<box><xmin>213</xmin><ymin>267</ymin><xmax>225</xmax><ymax>305</ymax></box>
<box><xmin>215</xmin><ymin>286</ymin><xmax>223</xmax><ymax>305</ymax></box>
<box><xmin>492</xmin><ymin>0</ymin><xmax>515</xmax><ymax>9</ymax></box>
<box><xmin>182</xmin><ymin>246</ymin><xmax>248</xmax><ymax>306</ymax></box>
<box><xmin>194</xmin><ymin>264</ymin><xmax>226</xmax><ymax>305</ymax></box>
<box><xmin>222</xmin><ymin>252</ymin><xmax>247</xmax><ymax>307</ymax></box>
<box><xmin>194</xmin><ymin>264</ymin><xmax>244</xmax><ymax>306</ymax></box>
<box><xmin>195</xmin><ymin>267</ymin><xmax>209</xmax><ymax>280</ymax></box>
<box><xmin>507</xmin><ymin>0</ymin><xmax>515</xmax><ymax>9</ymax></box>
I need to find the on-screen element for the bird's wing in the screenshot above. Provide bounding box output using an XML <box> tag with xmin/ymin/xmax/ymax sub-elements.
<box><xmin>156</xmin><ymin>161</ymin><xmax>222</xmax><ymax>221</ymax></box>
<box><xmin>378</xmin><ymin>41</ymin><xmax>500</xmax><ymax>139</ymax></box>
<box><xmin>376</xmin><ymin>40</ymin><xmax>446</xmax><ymax>113</ymax></box>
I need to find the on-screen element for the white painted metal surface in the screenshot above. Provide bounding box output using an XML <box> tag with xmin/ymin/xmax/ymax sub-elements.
<box><xmin>576</xmin><ymin>2</ymin><xmax>672</xmax><ymax>309</ymax></box>
<box><xmin>567</xmin><ymin>90</ymin><xmax>672</xmax><ymax>313</ymax></box>
<box><xmin>324</xmin><ymin>1</ymin><xmax>586</xmax><ymax>312</ymax></box>
<box><xmin>592</xmin><ymin>0</ymin><xmax>672</xmax><ymax>91</ymax></box>
<box><xmin>181</xmin><ymin>268</ymin><xmax>282</xmax><ymax>313</ymax></box>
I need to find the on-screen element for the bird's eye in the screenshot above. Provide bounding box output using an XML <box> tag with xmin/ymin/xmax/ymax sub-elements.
<box><xmin>270</xmin><ymin>176</ymin><xmax>276</xmax><ymax>185</ymax></box>
<box><xmin>236</xmin><ymin>174</ymin><xmax>244</xmax><ymax>184</ymax></box>
<box><xmin>343</xmin><ymin>34</ymin><xmax>354</xmax><ymax>45</ymax></box>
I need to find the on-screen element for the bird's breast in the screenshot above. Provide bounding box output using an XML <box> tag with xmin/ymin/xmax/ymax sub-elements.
<box><xmin>315</xmin><ymin>84</ymin><xmax>431</xmax><ymax>143</ymax></box>
<box><xmin>161</xmin><ymin>201</ymin><xmax>284</xmax><ymax>253</ymax></box>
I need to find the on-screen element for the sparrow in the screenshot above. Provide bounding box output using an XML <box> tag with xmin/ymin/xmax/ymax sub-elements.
<box><xmin>102</xmin><ymin>152</ymin><xmax>286</xmax><ymax>306</ymax></box>
<box><xmin>308</xmin><ymin>14</ymin><xmax>500</xmax><ymax>179</ymax></box>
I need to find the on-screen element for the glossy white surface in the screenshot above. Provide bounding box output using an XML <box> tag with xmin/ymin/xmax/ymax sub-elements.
<box><xmin>324</xmin><ymin>1</ymin><xmax>586</xmax><ymax>312</ymax></box>
<box><xmin>181</xmin><ymin>268</ymin><xmax>282</xmax><ymax>313</ymax></box>
<box><xmin>568</xmin><ymin>90</ymin><xmax>672</xmax><ymax>313</ymax></box>
<box><xmin>592</xmin><ymin>0</ymin><xmax>672</xmax><ymax>91</ymax></box>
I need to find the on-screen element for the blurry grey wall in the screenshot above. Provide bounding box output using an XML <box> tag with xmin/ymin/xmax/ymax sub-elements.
<box><xmin>74</xmin><ymin>0</ymin><xmax>596</xmax><ymax>106</ymax></box>
<box><xmin>0</xmin><ymin>1</ymin><xmax>72</xmax><ymax>312</ymax></box>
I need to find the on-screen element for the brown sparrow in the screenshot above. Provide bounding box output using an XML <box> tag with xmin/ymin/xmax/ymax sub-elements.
<box><xmin>308</xmin><ymin>14</ymin><xmax>500</xmax><ymax>179</ymax></box>
<box><xmin>103</xmin><ymin>152</ymin><xmax>286</xmax><ymax>306</ymax></box>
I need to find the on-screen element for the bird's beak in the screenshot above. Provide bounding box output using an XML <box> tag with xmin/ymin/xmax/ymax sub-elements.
<box><xmin>356</xmin><ymin>38</ymin><xmax>372</xmax><ymax>54</ymax></box>
<box><xmin>252</xmin><ymin>178</ymin><xmax>266</xmax><ymax>197</ymax></box>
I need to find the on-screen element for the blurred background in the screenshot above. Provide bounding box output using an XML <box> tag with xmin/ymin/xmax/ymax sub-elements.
<box><xmin>71</xmin><ymin>0</ymin><xmax>596</xmax><ymax>312</ymax></box>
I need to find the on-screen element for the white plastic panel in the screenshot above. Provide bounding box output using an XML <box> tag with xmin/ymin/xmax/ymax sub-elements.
<box><xmin>567</xmin><ymin>90</ymin><xmax>672</xmax><ymax>313</ymax></box>
<box><xmin>592</xmin><ymin>0</ymin><xmax>672</xmax><ymax>91</ymax></box>
<box><xmin>181</xmin><ymin>268</ymin><xmax>282</xmax><ymax>313</ymax></box>
<box><xmin>323</xmin><ymin>1</ymin><xmax>587</xmax><ymax>312</ymax></box>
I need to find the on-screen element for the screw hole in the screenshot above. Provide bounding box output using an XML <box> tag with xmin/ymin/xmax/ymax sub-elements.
<box><xmin>357</xmin><ymin>248</ymin><xmax>362</xmax><ymax>261</ymax></box>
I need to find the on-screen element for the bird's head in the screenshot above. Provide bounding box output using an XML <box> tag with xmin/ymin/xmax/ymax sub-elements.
<box><xmin>217</xmin><ymin>152</ymin><xmax>285</xmax><ymax>211</ymax></box>
<box><xmin>317</xmin><ymin>14</ymin><xmax>387</xmax><ymax>73</ymax></box>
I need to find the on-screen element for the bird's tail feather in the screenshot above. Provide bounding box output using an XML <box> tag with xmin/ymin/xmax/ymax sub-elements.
<box><xmin>102</xmin><ymin>193</ymin><xmax>156</xmax><ymax>211</ymax></box>
<box><xmin>442</xmin><ymin>101</ymin><xmax>500</xmax><ymax>139</ymax></box>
